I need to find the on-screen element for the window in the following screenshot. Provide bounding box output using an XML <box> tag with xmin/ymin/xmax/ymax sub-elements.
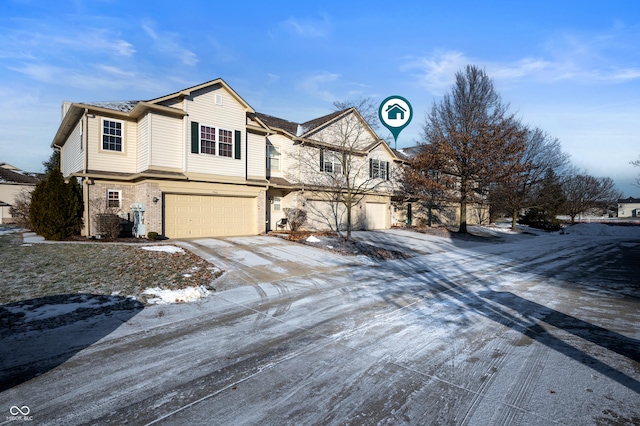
<box><xmin>102</xmin><ymin>119</ymin><xmax>123</xmax><ymax>151</ymax></box>
<box><xmin>273</xmin><ymin>196</ymin><xmax>281</xmax><ymax>211</ymax></box>
<box><xmin>323</xmin><ymin>150</ymin><xmax>342</xmax><ymax>174</ymax></box>
<box><xmin>267</xmin><ymin>144</ymin><xmax>281</xmax><ymax>170</ymax></box>
<box><xmin>106</xmin><ymin>190</ymin><xmax>122</xmax><ymax>208</ymax></box>
<box><xmin>200</xmin><ymin>125</ymin><xmax>216</xmax><ymax>155</ymax></box>
<box><xmin>218</xmin><ymin>129</ymin><xmax>233</xmax><ymax>158</ymax></box>
<box><xmin>199</xmin><ymin>125</ymin><xmax>233</xmax><ymax>157</ymax></box>
<box><xmin>370</xmin><ymin>159</ymin><xmax>389</xmax><ymax>180</ymax></box>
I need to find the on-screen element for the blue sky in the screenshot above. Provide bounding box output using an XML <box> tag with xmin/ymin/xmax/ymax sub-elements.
<box><xmin>1</xmin><ymin>0</ymin><xmax>639</xmax><ymax>196</ymax></box>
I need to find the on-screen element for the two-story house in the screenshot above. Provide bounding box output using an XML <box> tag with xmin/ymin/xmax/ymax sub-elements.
<box><xmin>52</xmin><ymin>78</ymin><xmax>401</xmax><ymax>238</ymax></box>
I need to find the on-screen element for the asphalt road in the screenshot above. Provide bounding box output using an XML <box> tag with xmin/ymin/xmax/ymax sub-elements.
<box><xmin>1</xmin><ymin>229</ymin><xmax>639</xmax><ymax>425</ymax></box>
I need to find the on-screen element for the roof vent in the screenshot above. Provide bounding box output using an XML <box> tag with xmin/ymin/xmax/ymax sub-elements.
<box><xmin>215</xmin><ymin>94</ymin><xmax>223</xmax><ymax>106</ymax></box>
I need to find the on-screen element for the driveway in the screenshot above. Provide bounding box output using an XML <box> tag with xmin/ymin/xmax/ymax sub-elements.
<box><xmin>1</xmin><ymin>229</ymin><xmax>639</xmax><ymax>425</ymax></box>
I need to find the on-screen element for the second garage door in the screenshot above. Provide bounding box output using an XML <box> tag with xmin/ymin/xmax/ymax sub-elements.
<box><xmin>365</xmin><ymin>203</ymin><xmax>387</xmax><ymax>230</ymax></box>
<box><xmin>165</xmin><ymin>194</ymin><xmax>256</xmax><ymax>238</ymax></box>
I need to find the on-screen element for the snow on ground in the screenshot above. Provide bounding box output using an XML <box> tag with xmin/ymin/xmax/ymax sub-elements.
<box><xmin>140</xmin><ymin>245</ymin><xmax>184</xmax><ymax>254</ymax></box>
<box><xmin>141</xmin><ymin>285</ymin><xmax>211</xmax><ymax>304</ymax></box>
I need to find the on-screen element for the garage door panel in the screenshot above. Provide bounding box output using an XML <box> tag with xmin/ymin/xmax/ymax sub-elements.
<box><xmin>365</xmin><ymin>203</ymin><xmax>387</xmax><ymax>230</ymax></box>
<box><xmin>165</xmin><ymin>194</ymin><xmax>256</xmax><ymax>238</ymax></box>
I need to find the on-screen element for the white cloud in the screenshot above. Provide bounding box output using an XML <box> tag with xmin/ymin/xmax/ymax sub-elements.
<box><xmin>141</xmin><ymin>21</ymin><xmax>198</xmax><ymax>66</ymax></box>
<box><xmin>282</xmin><ymin>16</ymin><xmax>331</xmax><ymax>38</ymax></box>
<box><xmin>298</xmin><ymin>71</ymin><xmax>341</xmax><ymax>102</ymax></box>
<box><xmin>401</xmin><ymin>51</ymin><xmax>469</xmax><ymax>95</ymax></box>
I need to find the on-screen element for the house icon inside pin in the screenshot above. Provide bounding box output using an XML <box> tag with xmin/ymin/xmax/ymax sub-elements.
<box><xmin>386</xmin><ymin>103</ymin><xmax>407</xmax><ymax>120</ymax></box>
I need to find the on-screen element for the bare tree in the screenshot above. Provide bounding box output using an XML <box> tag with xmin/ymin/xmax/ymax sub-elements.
<box><xmin>287</xmin><ymin>108</ymin><xmax>390</xmax><ymax>240</ymax></box>
<box><xmin>333</xmin><ymin>97</ymin><xmax>379</xmax><ymax>131</ymax></box>
<box><xmin>8</xmin><ymin>189</ymin><xmax>33</xmax><ymax>229</ymax></box>
<box><xmin>421</xmin><ymin>65</ymin><xmax>526</xmax><ymax>233</ymax></box>
<box><xmin>632</xmin><ymin>156</ymin><xmax>640</xmax><ymax>186</ymax></box>
<box><xmin>401</xmin><ymin>143</ymin><xmax>456</xmax><ymax>227</ymax></box>
<box><xmin>562</xmin><ymin>170</ymin><xmax>622</xmax><ymax>223</ymax></box>
<box><xmin>489</xmin><ymin>126</ymin><xmax>570</xmax><ymax>229</ymax></box>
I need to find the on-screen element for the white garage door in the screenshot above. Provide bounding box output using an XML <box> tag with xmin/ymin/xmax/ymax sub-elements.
<box><xmin>365</xmin><ymin>203</ymin><xmax>387</xmax><ymax>230</ymax></box>
<box><xmin>165</xmin><ymin>194</ymin><xmax>256</xmax><ymax>238</ymax></box>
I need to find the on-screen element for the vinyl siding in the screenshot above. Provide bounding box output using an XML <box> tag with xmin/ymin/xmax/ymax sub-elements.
<box><xmin>61</xmin><ymin>119</ymin><xmax>84</xmax><ymax>177</ymax></box>
<box><xmin>186</xmin><ymin>85</ymin><xmax>246</xmax><ymax>177</ymax></box>
<box><xmin>149</xmin><ymin>113</ymin><xmax>183</xmax><ymax>170</ymax></box>
<box><xmin>247</xmin><ymin>132</ymin><xmax>265</xmax><ymax>180</ymax></box>
<box><xmin>137</xmin><ymin>114</ymin><xmax>149</xmax><ymax>172</ymax></box>
<box><xmin>88</xmin><ymin>115</ymin><xmax>137</xmax><ymax>173</ymax></box>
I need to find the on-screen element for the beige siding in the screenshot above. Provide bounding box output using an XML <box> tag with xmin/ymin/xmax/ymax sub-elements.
<box><xmin>87</xmin><ymin>115</ymin><xmax>137</xmax><ymax>173</ymax></box>
<box><xmin>247</xmin><ymin>132</ymin><xmax>265</xmax><ymax>179</ymax></box>
<box><xmin>186</xmin><ymin>85</ymin><xmax>247</xmax><ymax>177</ymax></box>
<box><xmin>61</xmin><ymin>119</ymin><xmax>84</xmax><ymax>176</ymax></box>
<box><xmin>137</xmin><ymin>114</ymin><xmax>149</xmax><ymax>172</ymax></box>
<box><xmin>150</xmin><ymin>113</ymin><xmax>183</xmax><ymax>169</ymax></box>
<box><xmin>309</xmin><ymin>113</ymin><xmax>376</xmax><ymax>150</ymax></box>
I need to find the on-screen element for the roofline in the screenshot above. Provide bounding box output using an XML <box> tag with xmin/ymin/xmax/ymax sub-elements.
<box><xmin>148</xmin><ymin>78</ymin><xmax>255</xmax><ymax>113</ymax></box>
<box><xmin>51</xmin><ymin>102</ymin><xmax>187</xmax><ymax>148</ymax></box>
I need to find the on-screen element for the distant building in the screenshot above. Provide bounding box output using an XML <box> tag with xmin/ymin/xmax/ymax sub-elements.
<box><xmin>0</xmin><ymin>163</ymin><xmax>41</xmax><ymax>224</ymax></box>
<box><xmin>617</xmin><ymin>197</ymin><xmax>640</xmax><ymax>218</ymax></box>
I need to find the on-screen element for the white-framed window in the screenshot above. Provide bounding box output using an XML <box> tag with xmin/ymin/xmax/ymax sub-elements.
<box><xmin>102</xmin><ymin>119</ymin><xmax>123</xmax><ymax>152</ymax></box>
<box><xmin>267</xmin><ymin>144</ymin><xmax>281</xmax><ymax>170</ymax></box>
<box><xmin>323</xmin><ymin>150</ymin><xmax>342</xmax><ymax>174</ymax></box>
<box><xmin>200</xmin><ymin>125</ymin><xmax>216</xmax><ymax>155</ymax></box>
<box><xmin>273</xmin><ymin>196</ymin><xmax>282</xmax><ymax>211</ymax></box>
<box><xmin>218</xmin><ymin>129</ymin><xmax>233</xmax><ymax>158</ymax></box>
<box><xmin>370</xmin><ymin>159</ymin><xmax>389</xmax><ymax>180</ymax></box>
<box><xmin>200</xmin><ymin>124</ymin><xmax>233</xmax><ymax>158</ymax></box>
<box><xmin>106</xmin><ymin>189</ymin><xmax>122</xmax><ymax>208</ymax></box>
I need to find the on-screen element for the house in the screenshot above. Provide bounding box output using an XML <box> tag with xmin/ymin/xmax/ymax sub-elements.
<box><xmin>385</xmin><ymin>104</ymin><xmax>406</xmax><ymax>120</ymax></box>
<box><xmin>618</xmin><ymin>197</ymin><xmax>640</xmax><ymax>218</ymax></box>
<box><xmin>0</xmin><ymin>163</ymin><xmax>41</xmax><ymax>224</ymax></box>
<box><xmin>391</xmin><ymin>145</ymin><xmax>489</xmax><ymax>227</ymax></box>
<box><xmin>52</xmin><ymin>78</ymin><xmax>401</xmax><ymax>238</ymax></box>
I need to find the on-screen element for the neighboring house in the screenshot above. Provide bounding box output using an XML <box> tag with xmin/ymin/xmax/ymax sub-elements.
<box><xmin>617</xmin><ymin>197</ymin><xmax>640</xmax><ymax>218</ymax></box>
<box><xmin>0</xmin><ymin>163</ymin><xmax>41</xmax><ymax>224</ymax></box>
<box><xmin>392</xmin><ymin>146</ymin><xmax>489</xmax><ymax>227</ymax></box>
<box><xmin>52</xmin><ymin>78</ymin><xmax>402</xmax><ymax>238</ymax></box>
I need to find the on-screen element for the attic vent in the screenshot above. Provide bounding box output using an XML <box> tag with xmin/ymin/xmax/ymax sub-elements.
<box><xmin>215</xmin><ymin>94</ymin><xmax>223</xmax><ymax>106</ymax></box>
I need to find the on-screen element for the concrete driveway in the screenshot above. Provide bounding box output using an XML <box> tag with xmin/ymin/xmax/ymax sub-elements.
<box><xmin>1</xmin><ymin>229</ymin><xmax>639</xmax><ymax>425</ymax></box>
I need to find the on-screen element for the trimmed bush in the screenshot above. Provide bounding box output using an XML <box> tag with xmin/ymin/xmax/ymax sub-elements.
<box><xmin>147</xmin><ymin>231</ymin><xmax>159</xmax><ymax>240</ymax></box>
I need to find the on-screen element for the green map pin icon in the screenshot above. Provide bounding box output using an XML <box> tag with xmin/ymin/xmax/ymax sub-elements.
<box><xmin>378</xmin><ymin>96</ymin><xmax>413</xmax><ymax>148</ymax></box>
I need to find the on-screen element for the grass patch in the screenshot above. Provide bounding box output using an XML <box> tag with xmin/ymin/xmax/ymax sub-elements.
<box><xmin>0</xmin><ymin>232</ymin><xmax>220</xmax><ymax>305</ymax></box>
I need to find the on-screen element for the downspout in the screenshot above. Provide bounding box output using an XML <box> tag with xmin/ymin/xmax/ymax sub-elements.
<box><xmin>83</xmin><ymin>109</ymin><xmax>91</xmax><ymax>237</ymax></box>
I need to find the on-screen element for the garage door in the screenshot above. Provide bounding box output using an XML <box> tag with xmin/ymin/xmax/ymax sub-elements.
<box><xmin>165</xmin><ymin>194</ymin><xmax>256</xmax><ymax>238</ymax></box>
<box><xmin>365</xmin><ymin>203</ymin><xmax>387</xmax><ymax>230</ymax></box>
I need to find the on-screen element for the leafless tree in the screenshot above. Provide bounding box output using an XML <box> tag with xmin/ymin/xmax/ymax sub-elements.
<box><xmin>333</xmin><ymin>97</ymin><xmax>379</xmax><ymax>131</ymax></box>
<box><xmin>421</xmin><ymin>65</ymin><xmax>526</xmax><ymax>233</ymax></box>
<box><xmin>8</xmin><ymin>189</ymin><xmax>33</xmax><ymax>229</ymax></box>
<box><xmin>631</xmin><ymin>156</ymin><xmax>640</xmax><ymax>186</ymax></box>
<box><xmin>489</xmin><ymin>126</ymin><xmax>570</xmax><ymax>229</ymax></box>
<box><xmin>287</xmin><ymin>108</ymin><xmax>390</xmax><ymax>240</ymax></box>
<box><xmin>562</xmin><ymin>170</ymin><xmax>622</xmax><ymax>223</ymax></box>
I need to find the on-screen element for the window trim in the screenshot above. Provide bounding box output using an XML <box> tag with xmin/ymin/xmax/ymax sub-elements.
<box><xmin>106</xmin><ymin>189</ymin><xmax>122</xmax><ymax>209</ymax></box>
<box><xmin>101</xmin><ymin>118</ymin><xmax>124</xmax><ymax>152</ymax></box>
<box><xmin>323</xmin><ymin>150</ymin><xmax>342</xmax><ymax>174</ymax></box>
<box><xmin>370</xmin><ymin>158</ymin><xmax>389</xmax><ymax>180</ymax></box>
<box><xmin>267</xmin><ymin>144</ymin><xmax>281</xmax><ymax>171</ymax></box>
<box><xmin>199</xmin><ymin>123</ymin><xmax>234</xmax><ymax>158</ymax></box>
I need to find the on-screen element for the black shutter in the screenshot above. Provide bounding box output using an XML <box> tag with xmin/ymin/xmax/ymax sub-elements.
<box><xmin>234</xmin><ymin>130</ymin><xmax>241</xmax><ymax>159</ymax></box>
<box><xmin>319</xmin><ymin>148</ymin><xmax>324</xmax><ymax>171</ymax></box>
<box><xmin>386</xmin><ymin>161</ymin><xmax>390</xmax><ymax>180</ymax></box>
<box><xmin>369</xmin><ymin>158</ymin><xmax>373</xmax><ymax>178</ymax></box>
<box><xmin>191</xmin><ymin>121</ymin><xmax>199</xmax><ymax>154</ymax></box>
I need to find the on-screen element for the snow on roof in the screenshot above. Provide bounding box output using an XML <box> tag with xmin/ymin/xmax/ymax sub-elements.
<box><xmin>83</xmin><ymin>100</ymin><xmax>141</xmax><ymax>112</ymax></box>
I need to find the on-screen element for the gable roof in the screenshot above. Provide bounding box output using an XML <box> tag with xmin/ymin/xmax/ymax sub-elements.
<box><xmin>618</xmin><ymin>197</ymin><xmax>640</xmax><ymax>203</ymax></box>
<box><xmin>254</xmin><ymin>112</ymin><xmax>299</xmax><ymax>136</ymax></box>
<box><xmin>148</xmin><ymin>78</ymin><xmax>255</xmax><ymax>112</ymax></box>
<box><xmin>0</xmin><ymin>164</ymin><xmax>40</xmax><ymax>184</ymax></box>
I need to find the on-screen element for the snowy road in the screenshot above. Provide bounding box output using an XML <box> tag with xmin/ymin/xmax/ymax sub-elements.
<box><xmin>1</xmin><ymin>228</ymin><xmax>639</xmax><ymax>425</ymax></box>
